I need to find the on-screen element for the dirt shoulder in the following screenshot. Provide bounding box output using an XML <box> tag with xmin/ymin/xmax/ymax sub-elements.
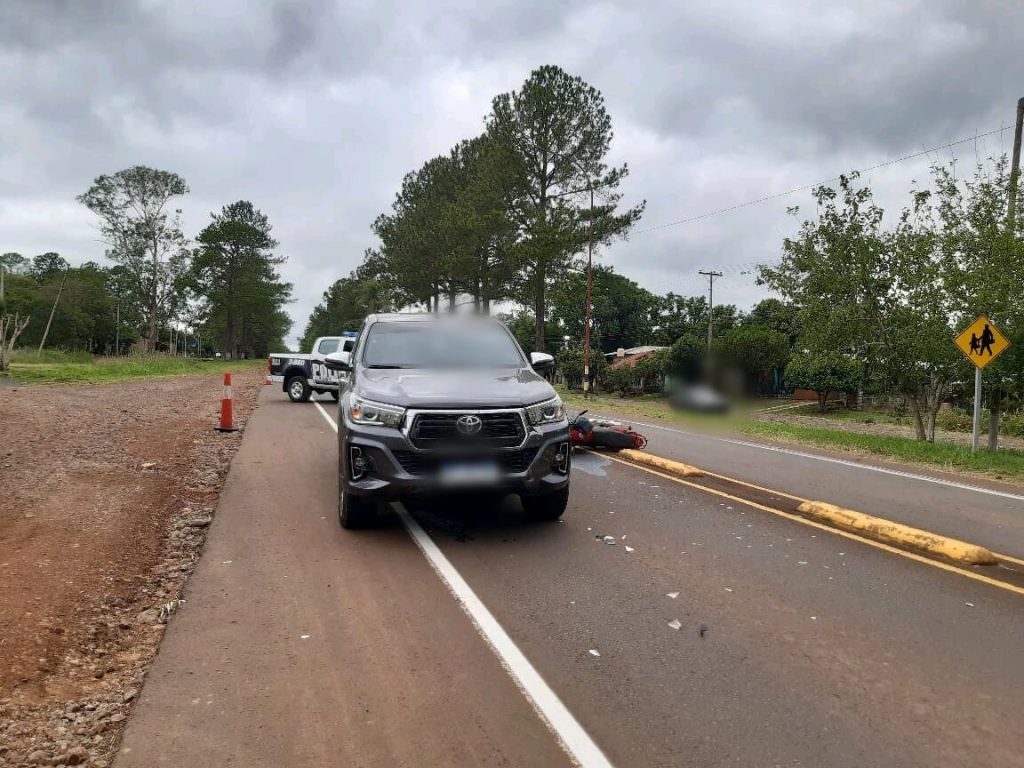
<box><xmin>0</xmin><ymin>370</ymin><xmax>263</xmax><ymax>768</ymax></box>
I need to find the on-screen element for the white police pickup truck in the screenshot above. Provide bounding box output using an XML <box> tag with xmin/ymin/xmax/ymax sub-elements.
<box><xmin>268</xmin><ymin>332</ymin><xmax>357</xmax><ymax>402</ymax></box>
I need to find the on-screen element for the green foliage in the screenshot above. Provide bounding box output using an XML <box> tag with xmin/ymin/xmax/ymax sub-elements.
<box><xmin>300</xmin><ymin>263</ymin><xmax>403</xmax><ymax>351</ymax></box>
<box><xmin>5</xmin><ymin>355</ymin><xmax>262</xmax><ymax>385</ymax></box>
<box><xmin>77</xmin><ymin>166</ymin><xmax>190</xmax><ymax>349</ymax></box>
<box><xmin>653</xmin><ymin>293</ymin><xmax>738</xmax><ymax>346</ymax></box>
<box><xmin>548</xmin><ymin>265</ymin><xmax>659</xmax><ymax>353</ymax></box>
<box><xmin>190</xmin><ymin>200</ymin><xmax>292</xmax><ymax>358</ymax></box>
<box><xmin>719</xmin><ymin>324</ymin><xmax>790</xmax><ymax>393</ymax></box>
<box><xmin>668</xmin><ymin>334</ymin><xmax>705</xmax><ymax>381</ymax></box>
<box><xmin>746</xmin><ymin>298</ymin><xmax>802</xmax><ymax>346</ymax></box>
<box><xmin>555</xmin><ymin>344</ymin><xmax>607</xmax><ymax>390</ymax></box>
<box><xmin>784</xmin><ymin>351</ymin><xmax>862</xmax><ymax>410</ymax></box>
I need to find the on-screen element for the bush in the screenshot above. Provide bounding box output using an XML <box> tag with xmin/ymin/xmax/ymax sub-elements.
<box><xmin>784</xmin><ymin>351</ymin><xmax>862</xmax><ymax>411</ymax></box>
<box><xmin>935</xmin><ymin>408</ymin><xmax>973</xmax><ymax>433</ymax></box>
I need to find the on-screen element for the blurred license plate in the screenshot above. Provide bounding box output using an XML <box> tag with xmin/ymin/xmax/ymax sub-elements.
<box><xmin>440</xmin><ymin>460</ymin><xmax>500</xmax><ymax>486</ymax></box>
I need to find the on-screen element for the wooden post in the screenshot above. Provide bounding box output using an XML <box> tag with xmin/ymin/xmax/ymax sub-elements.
<box><xmin>37</xmin><ymin>267</ymin><xmax>69</xmax><ymax>356</ymax></box>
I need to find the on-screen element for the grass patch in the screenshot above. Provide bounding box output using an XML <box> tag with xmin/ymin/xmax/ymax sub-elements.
<box><xmin>4</xmin><ymin>356</ymin><xmax>263</xmax><ymax>385</ymax></box>
<box><xmin>559</xmin><ymin>389</ymin><xmax>1024</xmax><ymax>482</ymax></box>
<box><xmin>10</xmin><ymin>349</ymin><xmax>95</xmax><ymax>364</ymax></box>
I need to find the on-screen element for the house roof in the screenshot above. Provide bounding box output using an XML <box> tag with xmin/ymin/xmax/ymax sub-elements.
<box><xmin>609</xmin><ymin>349</ymin><xmax>660</xmax><ymax>369</ymax></box>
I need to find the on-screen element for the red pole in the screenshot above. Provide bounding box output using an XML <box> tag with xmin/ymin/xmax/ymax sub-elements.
<box><xmin>216</xmin><ymin>372</ymin><xmax>238</xmax><ymax>432</ymax></box>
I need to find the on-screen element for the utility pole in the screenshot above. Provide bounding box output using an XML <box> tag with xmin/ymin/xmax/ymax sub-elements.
<box><xmin>989</xmin><ymin>96</ymin><xmax>1024</xmax><ymax>450</ymax></box>
<box><xmin>1</xmin><ymin>265</ymin><xmax>5</xmax><ymax>304</ymax></box>
<box><xmin>37</xmin><ymin>267</ymin><xmax>69</xmax><ymax>356</ymax></box>
<box><xmin>583</xmin><ymin>185</ymin><xmax>595</xmax><ymax>396</ymax></box>
<box><xmin>698</xmin><ymin>270</ymin><xmax>723</xmax><ymax>356</ymax></box>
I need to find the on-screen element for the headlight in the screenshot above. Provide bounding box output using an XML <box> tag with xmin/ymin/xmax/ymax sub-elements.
<box><xmin>347</xmin><ymin>395</ymin><xmax>405</xmax><ymax>428</ymax></box>
<box><xmin>525</xmin><ymin>395</ymin><xmax>566</xmax><ymax>426</ymax></box>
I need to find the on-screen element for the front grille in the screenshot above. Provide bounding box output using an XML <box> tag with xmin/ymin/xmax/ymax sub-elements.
<box><xmin>409</xmin><ymin>411</ymin><xmax>525</xmax><ymax>449</ymax></box>
<box><xmin>393</xmin><ymin>447</ymin><xmax>539</xmax><ymax>476</ymax></box>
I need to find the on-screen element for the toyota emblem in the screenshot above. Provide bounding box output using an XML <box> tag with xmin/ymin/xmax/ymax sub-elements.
<box><xmin>456</xmin><ymin>414</ymin><xmax>483</xmax><ymax>435</ymax></box>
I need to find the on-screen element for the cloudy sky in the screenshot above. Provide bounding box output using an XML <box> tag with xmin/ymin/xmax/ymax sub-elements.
<box><xmin>2</xmin><ymin>0</ymin><xmax>1020</xmax><ymax>347</ymax></box>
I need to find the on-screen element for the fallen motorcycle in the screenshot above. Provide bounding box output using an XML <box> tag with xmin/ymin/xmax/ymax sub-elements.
<box><xmin>570</xmin><ymin>410</ymin><xmax>648</xmax><ymax>452</ymax></box>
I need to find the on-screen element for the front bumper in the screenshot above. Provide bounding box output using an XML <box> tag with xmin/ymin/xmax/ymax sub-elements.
<box><xmin>340</xmin><ymin>419</ymin><xmax>570</xmax><ymax>498</ymax></box>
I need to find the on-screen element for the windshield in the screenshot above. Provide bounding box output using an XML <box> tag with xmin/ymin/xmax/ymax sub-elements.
<box><xmin>361</xmin><ymin>321</ymin><xmax>525</xmax><ymax>369</ymax></box>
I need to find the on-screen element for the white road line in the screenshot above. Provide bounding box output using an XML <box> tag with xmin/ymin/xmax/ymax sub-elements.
<box><xmin>593</xmin><ymin>414</ymin><xmax>1024</xmax><ymax>503</ymax></box>
<box><xmin>314</xmin><ymin>401</ymin><xmax>614</xmax><ymax>768</ymax></box>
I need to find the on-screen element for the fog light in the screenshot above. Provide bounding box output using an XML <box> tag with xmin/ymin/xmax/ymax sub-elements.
<box><xmin>553</xmin><ymin>442</ymin><xmax>570</xmax><ymax>475</ymax></box>
<box><xmin>350</xmin><ymin>446</ymin><xmax>369</xmax><ymax>480</ymax></box>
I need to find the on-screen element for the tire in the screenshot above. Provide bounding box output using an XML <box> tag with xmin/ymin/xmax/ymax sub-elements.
<box><xmin>521</xmin><ymin>487</ymin><xmax>569</xmax><ymax>522</ymax></box>
<box><xmin>330</xmin><ymin>391</ymin><xmax>340</xmax><ymax>401</ymax></box>
<box><xmin>286</xmin><ymin>375</ymin><xmax>311</xmax><ymax>403</ymax></box>
<box><xmin>339</xmin><ymin>488</ymin><xmax>377</xmax><ymax>529</ymax></box>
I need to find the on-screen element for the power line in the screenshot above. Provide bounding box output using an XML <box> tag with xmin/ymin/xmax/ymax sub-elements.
<box><xmin>636</xmin><ymin>125</ymin><xmax>1008</xmax><ymax>234</ymax></box>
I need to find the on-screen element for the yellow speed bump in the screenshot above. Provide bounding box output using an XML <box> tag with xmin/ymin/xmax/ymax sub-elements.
<box><xmin>617</xmin><ymin>449</ymin><xmax>704</xmax><ymax>478</ymax></box>
<box><xmin>796</xmin><ymin>501</ymin><xmax>997</xmax><ymax>566</ymax></box>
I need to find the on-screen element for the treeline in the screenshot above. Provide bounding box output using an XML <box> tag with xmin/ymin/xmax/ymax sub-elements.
<box><xmin>1</xmin><ymin>166</ymin><xmax>292</xmax><ymax>362</ymax></box>
<box><xmin>762</xmin><ymin>157</ymin><xmax>1024</xmax><ymax>442</ymax></box>
<box><xmin>302</xmin><ymin>65</ymin><xmax>644</xmax><ymax>351</ymax></box>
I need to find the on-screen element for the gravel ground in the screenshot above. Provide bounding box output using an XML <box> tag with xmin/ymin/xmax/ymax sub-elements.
<box><xmin>0</xmin><ymin>370</ymin><xmax>263</xmax><ymax>767</ymax></box>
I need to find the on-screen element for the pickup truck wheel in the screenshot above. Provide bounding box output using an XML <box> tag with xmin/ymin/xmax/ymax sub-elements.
<box><xmin>521</xmin><ymin>487</ymin><xmax>569</xmax><ymax>522</ymax></box>
<box><xmin>339</xmin><ymin>489</ymin><xmax>376</xmax><ymax>529</ymax></box>
<box><xmin>286</xmin><ymin>376</ymin><xmax>311</xmax><ymax>403</ymax></box>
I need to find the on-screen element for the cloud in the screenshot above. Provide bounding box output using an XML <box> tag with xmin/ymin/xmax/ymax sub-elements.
<box><xmin>1</xmin><ymin>0</ymin><xmax>1020</xmax><ymax>347</ymax></box>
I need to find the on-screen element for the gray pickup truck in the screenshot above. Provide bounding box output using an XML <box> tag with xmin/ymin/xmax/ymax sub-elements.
<box><xmin>323</xmin><ymin>314</ymin><xmax>571</xmax><ymax>528</ymax></box>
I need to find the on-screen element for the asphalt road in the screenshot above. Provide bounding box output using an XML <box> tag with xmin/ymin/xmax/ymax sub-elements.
<box><xmin>116</xmin><ymin>389</ymin><xmax>1024</xmax><ymax>768</ymax></box>
<box><xmin>581</xmin><ymin>405</ymin><xmax>1024</xmax><ymax>560</ymax></box>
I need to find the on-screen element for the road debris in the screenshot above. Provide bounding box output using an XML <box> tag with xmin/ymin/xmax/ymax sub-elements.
<box><xmin>598</xmin><ymin>535</ymin><xmax>617</xmax><ymax>545</ymax></box>
<box><xmin>588</xmin><ymin>649</ymin><xmax>601</xmax><ymax>657</ymax></box>
<box><xmin>624</xmin><ymin>545</ymin><xmax>635</xmax><ymax>553</ymax></box>
<box><xmin>158</xmin><ymin>599</ymin><xmax>186</xmax><ymax>622</ymax></box>
<box><xmin>666</xmin><ymin>592</ymin><xmax>679</xmax><ymax>599</ymax></box>
<box><xmin>300</xmin><ymin>634</ymin><xmax>311</xmax><ymax>639</ymax></box>
<box><xmin>699</xmin><ymin>623</ymin><xmax>709</xmax><ymax>638</ymax></box>
<box><xmin>668</xmin><ymin>619</ymin><xmax>682</xmax><ymax>631</ymax></box>
<box><xmin>965</xmin><ymin>602</ymin><xmax>975</xmax><ymax>608</ymax></box>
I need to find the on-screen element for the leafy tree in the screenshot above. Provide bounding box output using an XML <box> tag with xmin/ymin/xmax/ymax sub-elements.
<box><xmin>497</xmin><ymin>310</ymin><xmax>564</xmax><ymax>354</ymax></box>
<box><xmin>191</xmin><ymin>201</ymin><xmax>293</xmax><ymax>358</ymax></box>
<box><xmin>549</xmin><ymin>265</ymin><xmax>659</xmax><ymax>353</ymax></box>
<box><xmin>1</xmin><ymin>252</ymin><xmax>27</xmax><ymax>274</ymax></box>
<box><xmin>784</xmin><ymin>351</ymin><xmax>862</xmax><ymax>411</ymax></box>
<box><xmin>555</xmin><ymin>344</ymin><xmax>607</xmax><ymax>390</ymax></box>
<box><xmin>668</xmin><ymin>333</ymin><xmax>705</xmax><ymax>382</ymax></box>
<box><xmin>28</xmin><ymin>252</ymin><xmax>69</xmax><ymax>281</ymax></box>
<box><xmin>719</xmin><ymin>324</ymin><xmax>790</xmax><ymax>394</ymax></box>
<box><xmin>488</xmin><ymin>65</ymin><xmax>644</xmax><ymax>351</ymax></box>
<box><xmin>301</xmin><ymin>268</ymin><xmax>400</xmax><ymax>351</ymax></box>
<box><xmin>761</xmin><ymin>173</ymin><xmax>961</xmax><ymax>439</ymax></box>
<box><xmin>652</xmin><ymin>293</ymin><xmax>738</xmax><ymax>346</ymax></box>
<box><xmin>77</xmin><ymin>166</ymin><xmax>190</xmax><ymax>350</ymax></box>
<box><xmin>745</xmin><ymin>298</ymin><xmax>802</xmax><ymax>347</ymax></box>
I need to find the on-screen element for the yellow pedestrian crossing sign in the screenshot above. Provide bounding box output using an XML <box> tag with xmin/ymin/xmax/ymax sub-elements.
<box><xmin>954</xmin><ymin>315</ymin><xmax>1009</xmax><ymax>369</ymax></box>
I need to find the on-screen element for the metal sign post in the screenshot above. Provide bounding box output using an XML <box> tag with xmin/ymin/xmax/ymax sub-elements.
<box><xmin>954</xmin><ymin>315</ymin><xmax>1010</xmax><ymax>454</ymax></box>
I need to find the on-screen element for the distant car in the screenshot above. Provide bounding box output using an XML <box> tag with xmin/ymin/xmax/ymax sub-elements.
<box><xmin>669</xmin><ymin>384</ymin><xmax>730</xmax><ymax>414</ymax></box>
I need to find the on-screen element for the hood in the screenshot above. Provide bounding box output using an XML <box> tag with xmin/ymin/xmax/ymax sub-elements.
<box><xmin>356</xmin><ymin>367</ymin><xmax>556</xmax><ymax>409</ymax></box>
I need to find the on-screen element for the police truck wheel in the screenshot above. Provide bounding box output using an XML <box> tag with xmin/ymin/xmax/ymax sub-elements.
<box><xmin>339</xmin><ymin>489</ymin><xmax>376</xmax><ymax>529</ymax></box>
<box><xmin>330</xmin><ymin>391</ymin><xmax>340</xmax><ymax>401</ymax></box>
<box><xmin>521</xmin><ymin>487</ymin><xmax>569</xmax><ymax>522</ymax></box>
<box><xmin>286</xmin><ymin>376</ymin><xmax>311</xmax><ymax>403</ymax></box>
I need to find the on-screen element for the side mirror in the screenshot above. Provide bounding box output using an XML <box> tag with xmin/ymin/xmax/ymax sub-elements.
<box><xmin>323</xmin><ymin>350</ymin><xmax>352</xmax><ymax>372</ymax></box>
<box><xmin>529</xmin><ymin>351</ymin><xmax>554</xmax><ymax>371</ymax></box>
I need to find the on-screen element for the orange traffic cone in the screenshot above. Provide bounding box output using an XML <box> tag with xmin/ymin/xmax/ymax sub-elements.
<box><xmin>216</xmin><ymin>372</ymin><xmax>239</xmax><ymax>433</ymax></box>
<box><xmin>264</xmin><ymin>356</ymin><xmax>272</xmax><ymax>385</ymax></box>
